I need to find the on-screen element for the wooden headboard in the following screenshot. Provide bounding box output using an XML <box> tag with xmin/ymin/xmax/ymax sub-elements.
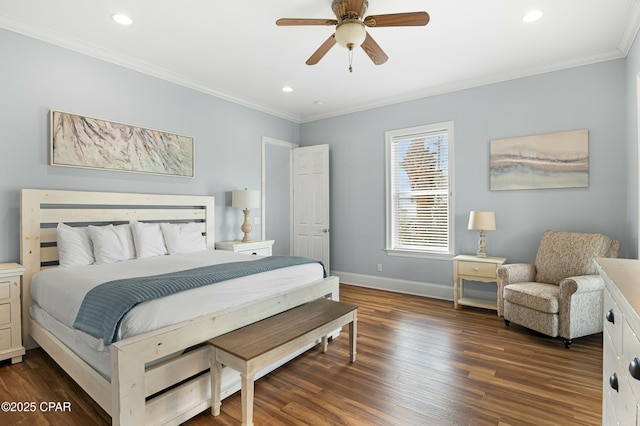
<box><xmin>19</xmin><ymin>188</ymin><xmax>215</xmax><ymax>347</ymax></box>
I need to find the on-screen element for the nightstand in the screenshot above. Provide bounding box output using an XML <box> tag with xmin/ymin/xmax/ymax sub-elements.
<box><xmin>215</xmin><ymin>240</ymin><xmax>274</xmax><ymax>256</ymax></box>
<box><xmin>0</xmin><ymin>263</ymin><xmax>25</xmax><ymax>364</ymax></box>
<box><xmin>453</xmin><ymin>255</ymin><xmax>506</xmax><ymax>312</ymax></box>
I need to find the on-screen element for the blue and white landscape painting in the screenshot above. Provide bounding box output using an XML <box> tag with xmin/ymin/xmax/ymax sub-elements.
<box><xmin>490</xmin><ymin>129</ymin><xmax>588</xmax><ymax>190</ymax></box>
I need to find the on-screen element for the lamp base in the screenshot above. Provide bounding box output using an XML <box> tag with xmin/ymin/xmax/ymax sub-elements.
<box><xmin>476</xmin><ymin>230</ymin><xmax>487</xmax><ymax>258</ymax></box>
<box><xmin>241</xmin><ymin>208</ymin><xmax>252</xmax><ymax>242</ymax></box>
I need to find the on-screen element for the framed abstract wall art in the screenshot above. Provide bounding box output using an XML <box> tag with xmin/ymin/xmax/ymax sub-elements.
<box><xmin>50</xmin><ymin>110</ymin><xmax>194</xmax><ymax>177</ymax></box>
<box><xmin>490</xmin><ymin>129</ymin><xmax>588</xmax><ymax>191</ymax></box>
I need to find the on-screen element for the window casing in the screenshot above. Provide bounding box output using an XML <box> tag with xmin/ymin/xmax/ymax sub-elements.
<box><xmin>385</xmin><ymin>122</ymin><xmax>454</xmax><ymax>258</ymax></box>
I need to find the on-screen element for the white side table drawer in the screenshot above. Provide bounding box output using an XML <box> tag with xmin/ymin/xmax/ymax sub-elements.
<box><xmin>0</xmin><ymin>263</ymin><xmax>25</xmax><ymax>364</ymax></box>
<box><xmin>0</xmin><ymin>280</ymin><xmax>9</xmax><ymax>299</ymax></box>
<box><xmin>0</xmin><ymin>327</ymin><xmax>11</xmax><ymax>351</ymax></box>
<box><xmin>0</xmin><ymin>303</ymin><xmax>10</xmax><ymax>325</ymax></box>
<box><xmin>458</xmin><ymin>261</ymin><xmax>498</xmax><ymax>279</ymax></box>
<box><xmin>216</xmin><ymin>240</ymin><xmax>274</xmax><ymax>256</ymax></box>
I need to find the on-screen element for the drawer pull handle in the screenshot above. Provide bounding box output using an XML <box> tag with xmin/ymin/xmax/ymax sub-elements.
<box><xmin>629</xmin><ymin>358</ymin><xmax>640</xmax><ymax>380</ymax></box>
<box><xmin>609</xmin><ymin>373</ymin><xmax>619</xmax><ymax>392</ymax></box>
<box><xmin>606</xmin><ymin>309</ymin><xmax>615</xmax><ymax>324</ymax></box>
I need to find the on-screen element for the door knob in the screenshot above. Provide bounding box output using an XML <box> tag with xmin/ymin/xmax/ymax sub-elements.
<box><xmin>322</xmin><ymin>229</ymin><xmax>329</xmax><ymax>233</ymax></box>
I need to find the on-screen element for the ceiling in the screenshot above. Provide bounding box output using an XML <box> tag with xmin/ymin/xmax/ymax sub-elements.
<box><xmin>1</xmin><ymin>1</ymin><xmax>639</xmax><ymax>123</ymax></box>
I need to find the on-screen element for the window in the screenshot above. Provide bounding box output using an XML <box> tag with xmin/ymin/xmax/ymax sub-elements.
<box><xmin>385</xmin><ymin>122</ymin><xmax>454</xmax><ymax>257</ymax></box>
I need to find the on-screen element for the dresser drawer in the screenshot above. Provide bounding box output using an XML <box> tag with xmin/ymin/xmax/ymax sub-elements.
<box><xmin>0</xmin><ymin>303</ymin><xmax>10</xmax><ymax>325</ymax></box>
<box><xmin>0</xmin><ymin>280</ymin><xmax>9</xmax><ymax>300</ymax></box>
<box><xmin>604</xmin><ymin>329</ymin><xmax>636</xmax><ymax>425</ymax></box>
<box><xmin>605</xmin><ymin>288</ymin><xmax>623</xmax><ymax>356</ymax></box>
<box><xmin>0</xmin><ymin>327</ymin><xmax>11</xmax><ymax>351</ymax></box>
<box><xmin>623</xmin><ymin>320</ymin><xmax>640</xmax><ymax>403</ymax></box>
<box><xmin>458</xmin><ymin>261</ymin><xmax>496</xmax><ymax>278</ymax></box>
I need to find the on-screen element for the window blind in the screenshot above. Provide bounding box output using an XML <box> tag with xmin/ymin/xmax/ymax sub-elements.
<box><xmin>389</xmin><ymin>129</ymin><xmax>450</xmax><ymax>253</ymax></box>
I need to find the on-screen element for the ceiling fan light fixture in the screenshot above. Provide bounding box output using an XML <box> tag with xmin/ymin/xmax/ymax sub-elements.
<box><xmin>335</xmin><ymin>21</ymin><xmax>366</xmax><ymax>49</ymax></box>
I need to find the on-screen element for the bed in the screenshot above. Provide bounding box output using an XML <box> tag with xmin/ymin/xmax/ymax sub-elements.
<box><xmin>20</xmin><ymin>188</ymin><xmax>339</xmax><ymax>425</ymax></box>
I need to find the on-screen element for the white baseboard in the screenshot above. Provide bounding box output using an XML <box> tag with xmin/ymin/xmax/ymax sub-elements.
<box><xmin>331</xmin><ymin>270</ymin><xmax>496</xmax><ymax>302</ymax></box>
<box><xmin>331</xmin><ymin>270</ymin><xmax>452</xmax><ymax>300</ymax></box>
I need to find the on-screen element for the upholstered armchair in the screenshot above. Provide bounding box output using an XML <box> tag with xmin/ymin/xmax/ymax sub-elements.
<box><xmin>497</xmin><ymin>230</ymin><xmax>619</xmax><ymax>348</ymax></box>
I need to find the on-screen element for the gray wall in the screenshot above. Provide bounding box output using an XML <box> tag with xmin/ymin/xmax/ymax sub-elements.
<box><xmin>301</xmin><ymin>59</ymin><xmax>628</xmax><ymax>293</ymax></box>
<box><xmin>626</xmin><ymin>32</ymin><xmax>640</xmax><ymax>260</ymax></box>
<box><xmin>0</xmin><ymin>28</ymin><xmax>299</xmax><ymax>262</ymax></box>
<box><xmin>1</xmin><ymin>26</ymin><xmax>635</xmax><ymax>300</ymax></box>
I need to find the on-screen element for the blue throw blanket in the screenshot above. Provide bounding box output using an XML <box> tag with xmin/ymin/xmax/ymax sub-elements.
<box><xmin>73</xmin><ymin>256</ymin><xmax>326</xmax><ymax>345</ymax></box>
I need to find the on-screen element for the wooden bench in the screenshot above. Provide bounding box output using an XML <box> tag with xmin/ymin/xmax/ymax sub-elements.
<box><xmin>208</xmin><ymin>298</ymin><xmax>357</xmax><ymax>426</ymax></box>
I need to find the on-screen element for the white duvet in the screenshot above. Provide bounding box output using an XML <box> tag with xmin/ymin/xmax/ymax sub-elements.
<box><xmin>30</xmin><ymin>249</ymin><xmax>324</xmax><ymax>351</ymax></box>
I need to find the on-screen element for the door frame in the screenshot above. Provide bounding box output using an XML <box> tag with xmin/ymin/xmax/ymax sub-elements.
<box><xmin>261</xmin><ymin>136</ymin><xmax>298</xmax><ymax>252</ymax></box>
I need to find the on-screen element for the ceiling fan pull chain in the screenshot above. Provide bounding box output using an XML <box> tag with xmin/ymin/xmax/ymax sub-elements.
<box><xmin>348</xmin><ymin>47</ymin><xmax>354</xmax><ymax>73</ymax></box>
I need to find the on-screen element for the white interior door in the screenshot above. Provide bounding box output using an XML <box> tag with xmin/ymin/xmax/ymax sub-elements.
<box><xmin>293</xmin><ymin>144</ymin><xmax>330</xmax><ymax>272</ymax></box>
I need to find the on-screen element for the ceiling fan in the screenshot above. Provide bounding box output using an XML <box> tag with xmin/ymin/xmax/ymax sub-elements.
<box><xmin>276</xmin><ymin>0</ymin><xmax>430</xmax><ymax>72</ymax></box>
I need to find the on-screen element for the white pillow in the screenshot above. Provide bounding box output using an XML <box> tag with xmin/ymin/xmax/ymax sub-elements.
<box><xmin>160</xmin><ymin>222</ymin><xmax>207</xmax><ymax>255</ymax></box>
<box><xmin>88</xmin><ymin>224</ymin><xmax>136</xmax><ymax>264</ymax></box>
<box><xmin>130</xmin><ymin>220</ymin><xmax>167</xmax><ymax>259</ymax></box>
<box><xmin>56</xmin><ymin>223</ymin><xmax>95</xmax><ymax>267</ymax></box>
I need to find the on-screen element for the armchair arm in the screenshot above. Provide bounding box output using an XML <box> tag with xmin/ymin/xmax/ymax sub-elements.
<box><xmin>496</xmin><ymin>263</ymin><xmax>536</xmax><ymax>317</ymax></box>
<box><xmin>558</xmin><ymin>275</ymin><xmax>605</xmax><ymax>339</ymax></box>
<box><xmin>559</xmin><ymin>274</ymin><xmax>604</xmax><ymax>297</ymax></box>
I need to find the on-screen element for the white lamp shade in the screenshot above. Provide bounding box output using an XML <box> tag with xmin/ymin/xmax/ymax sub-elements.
<box><xmin>232</xmin><ymin>189</ymin><xmax>260</xmax><ymax>209</ymax></box>
<box><xmin>335</xmin><ymin>21</ymin><xmax>366</xmax><ymax>48</ymax></box>
<box><xmin>468</xmin><ymin>211</ymin><xmax>496</xmax><ymax>231</ymax></box>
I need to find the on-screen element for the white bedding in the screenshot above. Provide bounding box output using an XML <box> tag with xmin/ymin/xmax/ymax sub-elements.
<box><xmin>30</xmin><ymin>249</ymin><xmax>325</xmax><ymax>352</ymax></box>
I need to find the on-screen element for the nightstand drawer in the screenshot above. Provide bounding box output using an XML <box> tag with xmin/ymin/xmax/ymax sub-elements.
<box><xmin>458</xmin><ymin>261</ymin><xmax>497</xmax><ymax>278</ymax></box>
<box><xmin>0</xmin><ymin>303</ymin><xmax>10</xmax><ymax>325</ymax></box>
<box><xmin>216</xmin><ymin>240</ymin><xmax>274</xmax><ymax>256</ymax></box>
<box><xmin>0</xmin><ymin>280</ymin><xmax>9</xmax><ymax>300</ymax></box>
<box><xmin>237</xmin><ymin>247</ymin><xmax>272</xmax><ymax>256</ymax></box>
<box><xmin>0</xmin><ymin>327</ymin><xmax>11</xmax><ymax>350</ymax></box>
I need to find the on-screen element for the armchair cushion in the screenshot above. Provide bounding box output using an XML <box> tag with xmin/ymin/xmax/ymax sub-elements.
<box><xmin>503</xmin><ymin>282</ymin><xmax>559</xmax><ymax>314</ymax></box>
<box><xmin>534</xmin><ymin>230</ymin><xmax>616</xmax><ymax>285</ymax></box>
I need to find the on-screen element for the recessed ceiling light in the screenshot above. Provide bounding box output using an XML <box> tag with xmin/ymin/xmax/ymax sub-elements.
<box><xmin>282</xmin><ymin>86</ymin><xmax>293</xmax><ymax>93</ymax></box>
<box><xmin>112</xmin><ymin>14</ymin><xmax>133</xmax><ymax>25</ymax></box>
<box><xmin>522</xmin><ymin>10</ymin><xmax>543</xmax><ymax>23</ymax></box>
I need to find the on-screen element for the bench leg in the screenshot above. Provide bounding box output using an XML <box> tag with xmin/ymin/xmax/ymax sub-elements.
<box><xmin>349</xmin><ymin>319</ymin><xmax>357</xmax><ymax>363</ymax></box>
<box><xmin>241</xmin><ymin>370</ymin><xmax>255</xmax><ymax>426</ymax></box>
<box><xmin>322</xmin><ymin>334</ymin><xmax>329</xmax><ymax>352</ymax></box>
<box><xmin>210</xmin><ymin>354</ymin><xmax>222</xmax><ymax>416</ymax></box>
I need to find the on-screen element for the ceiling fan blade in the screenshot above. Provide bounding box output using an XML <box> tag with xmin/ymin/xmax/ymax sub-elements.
<box><xmin>306</xmin><ymin>34</ymin><xmax>337</xmax><ymax>65</ymax></box>
<box><xmin>364</xmin><ymin>12</ymin><xmax>430</xmax><ymax>27</ymax></box>
<box><xmin>361</xmin><ymin>32</ymin><xmax>388</xmax><ymax>65</ymax></box>
<box><xmin>276</xmin><ymin>18</ymin><xmax>338</xmax><ymax>26</ymax></box>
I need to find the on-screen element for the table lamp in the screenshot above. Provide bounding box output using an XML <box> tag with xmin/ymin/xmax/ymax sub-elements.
<box><xmin>232</xmin><ymin>188</ymin><xmax>260</xmax><ymax>242</ymax></box>
<box><xmin>468</xmin><ymin>211</ymin><xmax>496</xmax><ymax>258</ymax></box>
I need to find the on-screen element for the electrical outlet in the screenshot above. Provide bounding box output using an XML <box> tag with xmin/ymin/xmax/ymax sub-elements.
<box><xmin>254</xmin><ymin>217</ymin><xmax>260</xmax><ymax>225</ymax></box>
<box><xmin>377</xmin><ymin>264</ymin><xmax>383</xmax><ymax>272</ymax></box>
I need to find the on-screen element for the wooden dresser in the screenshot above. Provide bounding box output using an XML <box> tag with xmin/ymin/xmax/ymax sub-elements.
<box><xmin>596</xmin><ymin>258</ymin><xmax>640</xmax><ymax>425</ymax></box>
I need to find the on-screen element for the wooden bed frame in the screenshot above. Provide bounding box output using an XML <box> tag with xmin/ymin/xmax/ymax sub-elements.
<box><xmin>19</xmin><ymin>189</ymin><xmax>339</xmax><ymax>425</ymax></box>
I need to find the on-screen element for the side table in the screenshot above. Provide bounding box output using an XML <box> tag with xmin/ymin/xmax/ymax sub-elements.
<box><xmin>0</xmin><ymin>263</ymin><xmax>25</xmax><ymax>364</ymax></box>
<box><xmin>453</xmin><ymin>254</ymin><xmax>506</xmax><ymax>312</ymax></box>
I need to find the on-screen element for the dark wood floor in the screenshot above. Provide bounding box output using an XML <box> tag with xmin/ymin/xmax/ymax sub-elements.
<box><xmin>0</xmin><ymin>284</ymin><xmax>602</xmax><ymax>425</ymax></box>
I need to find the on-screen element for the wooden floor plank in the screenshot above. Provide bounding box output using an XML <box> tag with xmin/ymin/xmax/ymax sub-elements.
<box><xmin>0</xmin><ymin>284</ymin><xmax>602</xmax><ymax>425</ymax></box>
